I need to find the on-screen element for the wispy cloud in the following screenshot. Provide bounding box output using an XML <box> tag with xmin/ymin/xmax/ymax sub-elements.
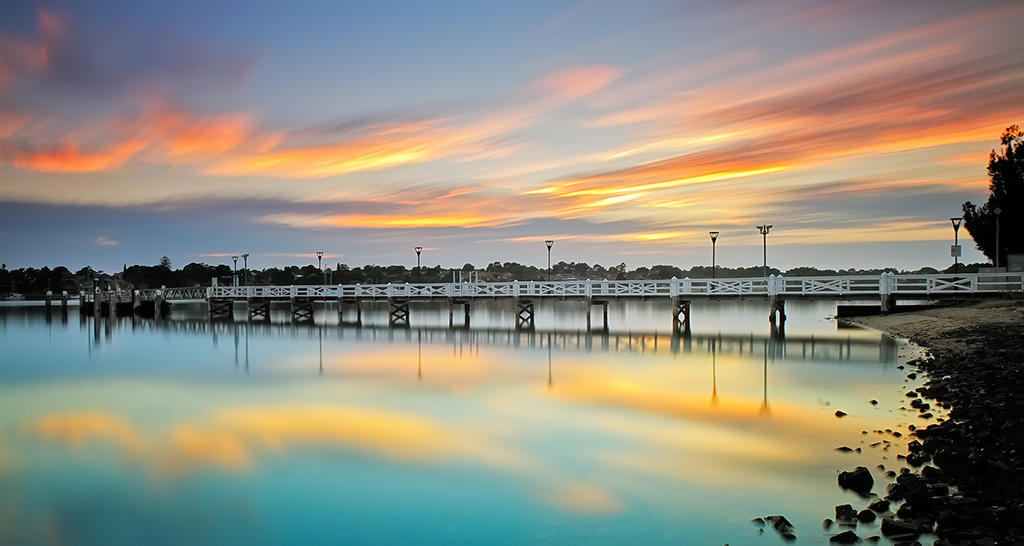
<box><xmin>93</xmin><ymin>235</ymin><xmax>120</xmax><ymax>246</ymax></box>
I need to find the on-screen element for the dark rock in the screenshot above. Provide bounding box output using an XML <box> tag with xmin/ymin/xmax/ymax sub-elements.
<box><xmin>907</xmin><ymin>451</ymin><xmax>931</xmax><ymax>467</ymax></box>
<box><xmin>836</xmin><ymin>446</ymin><xmax>854</xmax><ymax>452</ymax></box>
<box><xmin>835</xmin><ymin>504</ymin><xmax>857</xmax><ymax>522</ymax></box>
<box><xmin>835</xmin><ymin>410</ymin><xmax>847</xmax><ymax>418</ymax></box>
<box><xmin>766</xmin><ymin>514</ymin><xmax>794</xmax><ymax>535</ymax></box>
<box><xmin>857</xmin><ymin>509</ymin><xmax>876</xmax><ymax>522</ymax></box>
<box><xmin>751</xmin><ymin>517</ymin><xmax>764</xmax><ymax>526</ymax></box>
<box><xmin>907</xmin><ymin>372</ymin><xmax>917</xmax><ymax>379</ymax></box>
<box><xmin>830</xmin><ymin>530</ymin><xmax>860</xmax><ymax>543</ymax></box>
<box><xmin>868</xmin><ymin>499</ymin><xmax>890</xmax><ymax>512</ymax></box>
<box><xmin>838</xmin><ymin>467</ymin><xmax>873</xmax><ymax>495</ymax></box>
<box><xmin>918</xmin><ymin>412</ymin><xmax>933</xmax><ymax>419</ymax></box>
<box><xmin>881</xmin><ymin>518</ymin><xmax>928</xmax><ymax>537</ymax></box>
<box><xmin>869</xmin><ymin>400</ymin><xmax>878</xmax><ymax>405</ymax></box>
<box><xmin>823</xmin><ymin>518</ymin><xmax>834</xmax><ymax>529</ymax></box>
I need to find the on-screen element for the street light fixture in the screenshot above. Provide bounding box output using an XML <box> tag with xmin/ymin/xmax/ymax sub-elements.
<box><xmin>232</xmin><ymin>255</ymin><xmax>239</xmax><ymax>287</ymax></box>
<box><xmin>315</xmin><ymin>251</ymin><xmax>324</xmax><ymax>282</ymax></box>
<box><xmin>545</xmin><ymin>240</ymin><xmax>554</xmax><ymax>282</ymax></box>
<box><xmin>241</xmin><ymin>253</ymin><xmax>249</xmax><ymax>286</ymax></box>
<box><xmin>756</xmin><ymin>225</ymin><xmax>772</xmax><ymax>277</ymax></box>
<box><xmin>950</xmin><ymin>217</ymin><xmax>962</xmax><ymax>274</ymax></box>
<box><xmin>414</xmin><ymin>246</ymin><xmax>423</xmax><ymax>282</ymax></box>
<box><xmin>994</xmin><ymin>207</ymin><xmax>1002</xmax><ymax>268</ymax></box>
<box><xmin>709</xmin><ymin>231</ymin><xmax>720</xmax><ymax>279</ymax></box>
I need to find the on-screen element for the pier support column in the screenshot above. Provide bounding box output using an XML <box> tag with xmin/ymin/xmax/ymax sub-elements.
<box><xmin>290</xmin><ymin>297</ymin><xmax>313</xmax><ymax>324</ymax></box>
<box><xmin>516</xmin><ymin>300</ymin><xmax>535</xmax><ymax>331</ymax></box>
<box><xmin>880</xmin><ymin>294</ymin><xmax>896</xmax><ymax>315</ymax></box>
<box><xmin>448</xmin><ymin>300</ymin><xmax>470</xmax><ymax>328</ymax></box>
<box><xmin>249</xmin><ymin>300</ymin><xmax>270</xmax><ymax>321</ymax></box>
<box><xmin>672</xmin><ymin>299</ymin><xmax>691</xmax><ymax>335</ymax></box>
<box><xmin>389</xmin><ymin>299</ymin><xmax>410</xmax><ymax>327</ymax></box>
<box><xmin>45</xmin><ymin>290</ymin><xmax>53</xmax><ymax>316</ymax></box>
<box><xmin>769</xmin><ymin>297</ymin><xmax>786</xmax><ymax>325</ymax></box>
<box><xmin>61</xmin><ymin>291</ymin><xmax>68</xmax><ymax>315</ymax></box>
<box><xmin>209</xmin><ymin>298</ymin><xmax>233</xmax><ymax>320</ymax></box>
<box><xmin>586</xmin><ymin>300</ymin><xmax>610</xmax><ymax>333</ymax></box>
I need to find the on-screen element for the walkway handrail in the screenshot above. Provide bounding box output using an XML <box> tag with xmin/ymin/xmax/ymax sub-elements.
<box><xmin>150</xmin><ymin>271</ymin><xmax>1024</xmax><ymax>301</ymax></box>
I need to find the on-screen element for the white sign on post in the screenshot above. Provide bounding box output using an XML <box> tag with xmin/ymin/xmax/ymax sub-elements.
<box><xmin>950</xmin><ymin>245</ymin><xmax>962</xmax><ymax>257</ymax></box>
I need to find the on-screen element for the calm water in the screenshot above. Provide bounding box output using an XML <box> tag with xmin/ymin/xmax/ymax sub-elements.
<box><xmin>0</xmin><ymin>300</ymin><xmax>927</xmax><ymax>545</ymax></box>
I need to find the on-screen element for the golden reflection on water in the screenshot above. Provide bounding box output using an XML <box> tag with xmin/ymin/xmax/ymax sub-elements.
<box><xmin>3</xmin><ymin>310</ymin><xmax>908</xmax><ymax>530</ymax></box>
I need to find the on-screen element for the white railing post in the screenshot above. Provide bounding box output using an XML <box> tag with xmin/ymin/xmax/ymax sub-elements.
<box><xmin>290</xmin><ymin>285</ymin><xmax>296</xmax><ymax>298</ymax></box>
<box><xmin>669</xmin><ymin>277</ymin><xmax>678</xmax><ymax>298</ymax></box>
<box><xmin>585</xmin><ymin>278</ymin><xmax>593</xmax><ymax>299</ymax></box>
<box><xmin>768</xmin><ymin>274</ymin><xmax>777</xmax><ymax>297</ymax></box>
<box><xmin>513</xmin><ymin>280</ymin><xmax>520</xmax><ymax>298</ymax></box>
<box><xmin>354</xmin><ymin>283</ymin><xmax>361</xmax><ymax>298</ymax></box>
<box><xmin>682</xmin><ymin>277</ymin><xmax>691</xmax><ymax>295</ymax></box>
<box><xmin>386</xmin><ymin>282</ymin><xmax>393</xmax><ymax>298</ymax></box>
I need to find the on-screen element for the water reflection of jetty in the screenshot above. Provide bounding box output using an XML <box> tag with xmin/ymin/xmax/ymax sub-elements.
<box><xmin>79</xmin><ymin>315</ymin><xmax>897</xmax><ymax>363</ymax></box>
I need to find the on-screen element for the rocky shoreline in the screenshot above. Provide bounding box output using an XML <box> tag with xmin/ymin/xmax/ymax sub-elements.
<box><xmin>831</xmin><ymin>299</ymin><xmax>1024</xmax><ymax>545</ymax></box>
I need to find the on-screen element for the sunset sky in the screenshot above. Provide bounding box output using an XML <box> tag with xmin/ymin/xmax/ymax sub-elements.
<box><xmin>1</xmin><ymin>1</ymin><xmax>1022</xmax><ymax>272</ymax></box>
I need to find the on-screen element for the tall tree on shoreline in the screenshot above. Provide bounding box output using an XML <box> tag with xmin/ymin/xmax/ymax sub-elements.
<box><xmin>963</xmin><ymin>125</ymin><xmax>1023</xmax><ymax>266</ymax></box>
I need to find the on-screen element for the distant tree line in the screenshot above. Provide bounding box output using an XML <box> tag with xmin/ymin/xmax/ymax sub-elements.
<box><xmin>0</xmin><ymin>256</ymin><xmax>990</xmax><ymax>297</ymax></box>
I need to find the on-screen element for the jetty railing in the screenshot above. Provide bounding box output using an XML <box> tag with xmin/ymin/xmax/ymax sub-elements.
<box><xmin>125</xmin><ymin>271</ymin><xmax>1024</xmax><ymax>301</ymax></box>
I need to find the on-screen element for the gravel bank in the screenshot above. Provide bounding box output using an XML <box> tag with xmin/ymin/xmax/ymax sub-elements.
<box><xmin>836</xmin><ymin>299</ymin><xmax>1024</xmax><ymax>545</ymax></box>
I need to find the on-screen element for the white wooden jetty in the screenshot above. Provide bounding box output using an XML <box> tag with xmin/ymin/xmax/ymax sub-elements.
<box><xmin>82</xmin><ymin>271</ymin><xmax>1024</xmax><ymax>332</ymax></box>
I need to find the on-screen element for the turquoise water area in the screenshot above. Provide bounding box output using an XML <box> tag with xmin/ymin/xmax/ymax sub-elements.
<box><xmin>0</xmin><ymin>300</ymin><xmax>922</xmax><ymax>545</ymax></box>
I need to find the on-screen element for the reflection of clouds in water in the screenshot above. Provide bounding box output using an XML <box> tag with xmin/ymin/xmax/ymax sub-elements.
<box><xmin>19</xmin><ymin>404</ymin><xmax>628</xmax><ymax>515</ymax></box>
<box><xmin>27</xmin><ymin>412</ymin><xmax>145</xmax><ymax>454</ymax></box>
<box><xmin>543</xmin><ymin>481</ymin><xmax>622</xmax><ymax>515</ymax></box>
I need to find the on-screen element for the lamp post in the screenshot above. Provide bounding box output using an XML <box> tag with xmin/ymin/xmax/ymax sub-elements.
<box><xmin>315</xmin><ymin>251</ymin><xmax>324</xmax><ymax>282</ymax></box>
<box><xmin>950</xmin><ymin>218</ymin><xmax>962</xmax><ymax>274</ymax></box>
<box><xmin>545</xmin><ymin>240</ymin><xmax>554</xmax><ymax>282</ymax></box>
<box><xmin>241</xmin><ymin>253</ymin><xmax>249</xmax><ymax>286</ymax></box>
<box><xmin>414</xmin><ymin>246</ymin><xmax>423</xmax><ymax>282</ymax></box>
<box><xmin>709</xmin><ymin>231</ymin><xmax>719</xmax><ymax>279</ymax></box>
<box><xmin>756</xmin><ymin>225</ymin><xmax>772</xmax><ymax>277</ymax></box>
<box><xmin>232</xmin><ymin>255</ymin><xmax>239</xmax><ymax>287</ymax></box>
<box><xmin>994</xmin><ymin>207</ymin><xmax>1002</xmax><ymax>268</ymax></box>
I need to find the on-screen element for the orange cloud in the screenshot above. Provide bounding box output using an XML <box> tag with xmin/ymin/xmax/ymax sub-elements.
<box><xmin>260</xmin><ymin>212</ymin><xmax>512</xmax><ymax>230</ymax></box>
<box><xmin>535</xmin><ymin>65</ymin><xmax>624</xmax><ymax>100</ymax></box>
<box><xmin>13</xmin><ymin>140</ymin><xmax>146</xmax><ymax>172</ymax></box>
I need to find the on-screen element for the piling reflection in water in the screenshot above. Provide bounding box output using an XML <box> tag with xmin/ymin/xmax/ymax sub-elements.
<box><xmin>0</xmin><ymin>302</ymin><xmax>911</xmax><ymax>545</ymax></box>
